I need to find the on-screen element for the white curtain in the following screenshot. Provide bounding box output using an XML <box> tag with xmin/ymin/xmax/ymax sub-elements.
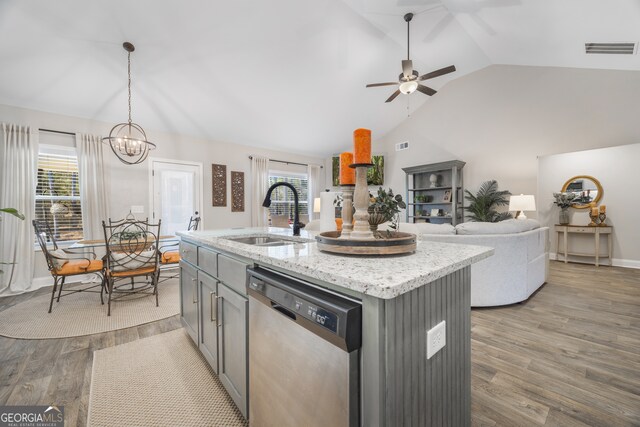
<box><xmin>307</xmin><ymin>164</ymin><xmax>322</xmax><ymax>219</ymax></box>
<box><xmin>76</xmin><ymin>133</ymin><xmax>109</xmax><ymax>240</ymax></box>
<box><xmin>251</xmin><ymin>156</ymin><xmax>270</xmax><ymax>227</ymax></box>
<box><xmin>0</xmin><ymin>123</ymin><xmax>38</xmax><ymax>295</ymax></box>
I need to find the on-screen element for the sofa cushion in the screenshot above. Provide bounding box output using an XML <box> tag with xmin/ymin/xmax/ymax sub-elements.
<box><xmin>381</xmin><ymin>221</ymin><xmax>456</xmax><ymax>235</ymax></box>
<box><xmin>455</xmin><ymin>219</ymin><xmax>540</xmax><ymax>235</ymax></box>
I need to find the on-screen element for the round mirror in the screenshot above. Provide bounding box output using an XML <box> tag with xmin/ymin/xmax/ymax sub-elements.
<box><xmin>561</xmin><ymin>175</ymin><xmax>603</xmax><ymax>209</ymax></box>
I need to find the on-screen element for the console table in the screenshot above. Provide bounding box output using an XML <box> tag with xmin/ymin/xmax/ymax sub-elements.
<box><xmin>555</xmin><ymin>225</ymin><xmax>613</xmax><ymax>267</ymax></box>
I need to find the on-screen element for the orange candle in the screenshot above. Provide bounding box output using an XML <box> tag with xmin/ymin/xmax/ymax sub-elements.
<box><xmin>599</xmin><ymin>205</ymin><xmax>606</xmax><ymax>213</ymax></box>
<box><xmin>353</xmin><ymin>128</ymin><xmax>372</xmax><ymax>164</ymax></box>
<box><xmin>339</xmin><ymin>152</ymin><xmax>355</xmax><ymax>185</ymax></box>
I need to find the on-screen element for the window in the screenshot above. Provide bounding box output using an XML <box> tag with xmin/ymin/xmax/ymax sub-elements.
<box><xmin>35</xmin><ymin>146</ymin><xmax>83</xmax><ymax>242</ymax></box>
<box><xmin>267</xmin><ymin>173</ymin><xmax>308</xmax><ymax>219</ymax></box>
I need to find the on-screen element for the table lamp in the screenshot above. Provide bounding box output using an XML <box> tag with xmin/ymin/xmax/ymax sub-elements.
<box><xmin>313</xmin><ymin>197</ymin><xmax>321</xmax><ymax>219</ymax></box>
<box><xmin>509</xmin><ymin>194</ymin><xmax>536</xmax><ymax>220</ymax></box>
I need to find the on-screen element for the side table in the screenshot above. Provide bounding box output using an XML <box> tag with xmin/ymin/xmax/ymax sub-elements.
<box><xmin>555</xmin><ymin>224</ymin><xmax>613</xmax><ymax>267</ymax></box>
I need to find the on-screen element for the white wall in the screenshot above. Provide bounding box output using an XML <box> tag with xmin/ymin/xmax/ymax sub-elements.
<box><xmin>0</xmin><ymin>103</ymin><xmax>325</xmax><ymax>286</ymax></box>
<box><xmin>370</xmin><ymin>65</ymin><xmax>640</xmax><ymax>219</ymax></box>
<box><xmin>538</xmin><ymin>143</ymin><xmax>640</xmax><ymax>267</ymax></box>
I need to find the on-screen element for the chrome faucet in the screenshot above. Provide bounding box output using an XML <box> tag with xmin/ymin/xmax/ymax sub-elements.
<box><xmin>262</xmin><ymin>182</ymin><xmax>305</xmax><ymax>236</ymax></box>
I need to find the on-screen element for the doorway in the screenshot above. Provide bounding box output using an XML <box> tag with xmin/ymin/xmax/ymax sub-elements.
<box><xmin>150</xmin><ymin>159</ymin><xmax>203</xmax><ymax>236</ymax></box>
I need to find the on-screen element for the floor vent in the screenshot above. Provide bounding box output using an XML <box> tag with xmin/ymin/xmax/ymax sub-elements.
<box><xmin>396</xmin><ymin>141</ymin><xmax>409</xmax><ymax>151</ymax></box>
<box><xmin>585</xmin><ymin>42</ymin><xmax>637</xmax><ymax>55</ymax></box>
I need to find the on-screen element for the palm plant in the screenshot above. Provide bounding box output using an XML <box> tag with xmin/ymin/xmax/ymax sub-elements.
<box><xmin>464</xmin><ymin>180</ymin><xmax>512</xmax><ymax>222</ymax></box>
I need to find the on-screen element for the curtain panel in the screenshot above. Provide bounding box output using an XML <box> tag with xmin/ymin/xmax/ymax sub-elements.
<box><xmin>0</xmin><ymin>123</ymin><xmax>38</xmax><ymax>295</ymax></box>
<box><xmin>251</xmin><ymin>156</ymin><xmax>269</xmax><ymax>227</ymax></box>
<box><xmin>76</xmin><ymin>133</ymin><xmax>109</xmax><ymax>240</ymax></box>
<box><xmin>307</xmin><ymin>164</ymin><xmax>322</xmax><ymax>219</ymax></box>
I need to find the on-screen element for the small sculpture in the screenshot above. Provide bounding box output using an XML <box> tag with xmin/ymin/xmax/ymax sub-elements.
<box><xmin>429</xmin><ymin>174</ymin><xmax>439</xmax><ymax>188</ymax></box>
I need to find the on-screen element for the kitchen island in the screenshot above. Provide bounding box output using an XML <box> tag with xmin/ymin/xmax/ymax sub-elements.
<box><xmin>176</xmin><ymin>227</ymin><xmax>493</xmax><ymax>427</ymax></box>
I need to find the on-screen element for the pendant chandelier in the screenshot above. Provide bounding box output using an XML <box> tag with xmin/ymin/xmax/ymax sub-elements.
<box><xmin>103</xmin><ymin>42</ymin><xmax>156</xmax><ymax>165</ymax></box>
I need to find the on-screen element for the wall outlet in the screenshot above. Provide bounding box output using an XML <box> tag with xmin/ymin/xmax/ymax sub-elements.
<box><xmin>131</xmin><ymin>205</ymin><xmax>145</xmax><ymax>214</ymax></box>
<box><xmin>427</xmin><ymin>321</ymin><xmax>446</xmax><ymax>359</ymax></box>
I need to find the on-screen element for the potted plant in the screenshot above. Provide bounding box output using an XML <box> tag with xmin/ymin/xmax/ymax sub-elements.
<box><xmin>552</xmin><ymin>192</ymin><xmax>576</xmax><ymax>225</ymax></box>
<box><xmin>369</xmin><ymin>187</ymin><xmax>406</xmax><ymax>232</ymax></box>
<box><xmin>464</xmin><ymin>180</ymin><xmax>512</xmax><ymax>222</ymax></box>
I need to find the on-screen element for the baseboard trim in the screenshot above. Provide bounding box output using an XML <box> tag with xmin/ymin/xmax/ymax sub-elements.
<box><xmin>550</xmin><ymin>253</ymin><xmax>640</xmax><ymax>269</ymax></box>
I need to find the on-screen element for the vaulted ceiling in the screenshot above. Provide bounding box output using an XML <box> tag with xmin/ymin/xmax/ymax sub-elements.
<box><xmin>0</xmin><ymin>0</ymin><xmax>638</xmax><ymax>156</ymax></box>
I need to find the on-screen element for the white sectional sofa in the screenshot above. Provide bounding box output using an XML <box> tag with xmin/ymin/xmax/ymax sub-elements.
<box><xmin>396</xmin><ymin>220</ymin><xmax>549</xmax><ymax>307</ymax></box>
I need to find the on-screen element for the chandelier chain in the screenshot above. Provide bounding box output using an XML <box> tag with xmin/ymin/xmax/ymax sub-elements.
<box><xmin>127</xmin><ymin>51</ymin><xmax>132</xmax><ymax>124</ymax></box>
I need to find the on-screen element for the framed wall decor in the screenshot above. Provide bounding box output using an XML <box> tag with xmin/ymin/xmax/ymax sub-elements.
<box><xmin>443</xmin><ymin>189</ymin><xmax>452</xmax><ymax>202</ymax></box>
<box><xmin>212</xmin><ymin>164</ymin><xmax>227</xmax><ymax>206</ymax></box>
<box><xmin>332</xmin><ymin>155</ymin><xmax>384</xmax><ymax>186</ymax></box>
<box><xmin>231</xmin><ymin>171</ymin><xmax>245</xmax><ymax>212</ymax></box>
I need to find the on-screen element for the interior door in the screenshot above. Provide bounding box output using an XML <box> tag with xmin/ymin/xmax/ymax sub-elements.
<box><xmin>152</xmin><ymin>160</ymin><xmax>202</xmax><ymax>235</ymax></box>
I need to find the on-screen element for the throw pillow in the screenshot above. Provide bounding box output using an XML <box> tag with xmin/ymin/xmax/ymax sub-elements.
<box><xmin>110</xmin><ymin>249</ymin><xmax>156</xmax><ymax>272</ymax></box>
<box><xmin>49</xmin><ymin>249</ymin><xmax>69</xmax><ymax>269</ymax></box>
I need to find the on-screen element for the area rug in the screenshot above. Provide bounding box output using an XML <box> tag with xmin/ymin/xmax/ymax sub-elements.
<box><xmin>88</xmin><ymin>328</ymin><xmax>247</xmax><ymax>427</ymax></box>
<box><xmin>0</xmin><ymin>281</ymin><xmax>179</xmax><ymax>339</ymax></box>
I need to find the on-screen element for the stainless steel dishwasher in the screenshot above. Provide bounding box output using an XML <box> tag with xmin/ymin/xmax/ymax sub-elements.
<box><xmin>247</xmin><ymin>267</ymin><xmax>361</xmax><ymax>427</ymax></box>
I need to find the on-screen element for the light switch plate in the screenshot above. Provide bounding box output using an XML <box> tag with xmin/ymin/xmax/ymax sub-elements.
<box><xmin>131</xmin><ymin>205</ymin><xmax>145</xmax><ymax>214</ymax></box>
<box><xmin>427</xmin><ymin>321</ymin><xmax>446</xmax><ymax>359</ymax></box>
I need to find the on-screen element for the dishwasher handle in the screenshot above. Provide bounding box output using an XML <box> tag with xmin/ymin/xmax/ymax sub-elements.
<box><xmin>271</xmin><ymin>302</ymin><xmax>296</xmax><ymax>320</ymax></box>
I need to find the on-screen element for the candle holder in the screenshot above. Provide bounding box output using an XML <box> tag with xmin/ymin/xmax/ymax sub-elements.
<box><xmin>588</xmin><ymin>211</ymin><xmax>599</xmax><ymax>227</ymax></box>
<box><xmin>339</xmin><ymin>185</ymin><xmax>355</xmax><ymax>239</ymax></box>
<box><xmin>598</xmin><ymin>212</ymin><xmax>607</xmax><ymax>226</ymax></box>
<box><xmin>349</xmin><ymin>163</ymin><xmax>374</xmax><ymax>240</ymax></box>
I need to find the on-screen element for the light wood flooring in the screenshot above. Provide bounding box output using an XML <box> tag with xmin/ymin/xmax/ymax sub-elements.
<box><xmin>471</xmin><ymin>262</ymin><xmax>640</xmax><ymax>426</ymax></box>
<box><xmin>1</xmin><ymin>263</ymin><xmax>639</xmax><ymax>426</ymax></box>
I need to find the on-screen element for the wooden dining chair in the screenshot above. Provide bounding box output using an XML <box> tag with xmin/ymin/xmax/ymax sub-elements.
<box><xmin>102</xmin><ymin>218</ymin><xmax>161</xmax><ymax>316</ymax></box>
<box><xmin>33</xmin><ymin>219</ymin><xmax>105</xmax><ymax>313</ymax></box>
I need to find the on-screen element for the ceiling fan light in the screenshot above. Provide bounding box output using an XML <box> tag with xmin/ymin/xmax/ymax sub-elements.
<box><xmin>399</xmin><ymin>80</ymin><xmax>418</xmax><ymax>95</ymax></box>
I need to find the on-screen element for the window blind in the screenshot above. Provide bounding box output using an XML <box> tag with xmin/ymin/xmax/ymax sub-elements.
<box><xmin>267</xmin><ymin>174</ymin><xmax>309</xmax><ymax>219</ymax></box>
<box><xmin>35</xmin><ymin>148</ymin><xmax>84</xmax><ymax>242</ymax></box>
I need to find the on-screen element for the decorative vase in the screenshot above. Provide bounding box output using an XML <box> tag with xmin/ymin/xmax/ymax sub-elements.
<box><xmin>598</xmin><ymin>212</ymin><xmax>607</xmax><ymax>226</ymax></box>
<box><xmin>367</xmin><ymin>207</ymin><xmax>387</xmax><ymax>231</ymax></box>
<box><xmin>558</xmin><ymin>208</ymin><xmax>570</xmax><ymax>225</ymax></box>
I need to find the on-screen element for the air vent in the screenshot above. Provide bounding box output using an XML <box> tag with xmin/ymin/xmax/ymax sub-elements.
<box><xmin>395</xmin><ymin>141</ymin><xmax>409</xmax><ymax>151</ymax></box>
<box><xmin>585</xmin><ymin>42</ymin><xmax>637</xmax><ymax>55</ymax></box>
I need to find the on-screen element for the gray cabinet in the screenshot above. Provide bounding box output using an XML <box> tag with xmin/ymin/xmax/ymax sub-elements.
<box><xmin>199</xmin><ymin>270</ymin><xmax>219</xmax><ymax>373</ymax></box>
<box><xmin>402</xmin><ymin>160</ymin><xmax>466</xmax><ymax>226</ymax></box>
<box><xmin>180</xmin><ymin>261</ymin><xmax>199</xmax><ymax>344</ymax></box>
<box><xmin>179</xmin><ymin>241</ymin><xmax>249</xmax><ymax>419</ymax></box>
<box><xmin>218</xmin><ymin>281</ymin><xmax>248</xmax><ymax>418</ymax></box>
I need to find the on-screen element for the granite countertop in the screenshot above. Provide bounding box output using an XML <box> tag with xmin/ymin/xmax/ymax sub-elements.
<box><xmin>177</xmin><ymin>227</ymin><xmax>493</xmax><ymax>299</ymax></box>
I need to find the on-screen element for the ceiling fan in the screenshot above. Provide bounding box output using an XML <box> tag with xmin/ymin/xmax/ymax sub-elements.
<box><xmin>366</xmin><ymin>13</ymin><xmax>456</xmax><ymax>103</ymax></box>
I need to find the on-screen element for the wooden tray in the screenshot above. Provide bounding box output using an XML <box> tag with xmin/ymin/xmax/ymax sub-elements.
<box><xmin>316</xmin><ymin>231</ymin><xmax>416</xmax><ymax>256</ymax></box>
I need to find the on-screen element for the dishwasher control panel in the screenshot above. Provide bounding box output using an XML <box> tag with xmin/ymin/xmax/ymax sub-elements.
<box><xmin>294</xmin><ymin>299</ymin><xmax>338</xmax><ymax>333</ymax></box>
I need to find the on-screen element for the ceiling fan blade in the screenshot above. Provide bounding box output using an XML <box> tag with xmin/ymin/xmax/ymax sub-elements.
<box><xmin>366</xmin><ymin>82</ymin><xmax>399</xmax><ymax>88</ymax></box>
<box><xmin>402</xmin><ymin>60</ymin><xmax>413</xmax><ymax>79</ymax></box>
<box><xmin>385</xmin><ymin>89</ymin><xmax>401</xmax><ymax>103</ymax></box>
<box><xmin>416</xmin><ymin>85</ymin><xmax>437</xmax><ymax>96</ymax></box>
<box><xmin>419</xmin><ymin>65</ymin><xmax>456</xmax><ymax>81</ymax></box>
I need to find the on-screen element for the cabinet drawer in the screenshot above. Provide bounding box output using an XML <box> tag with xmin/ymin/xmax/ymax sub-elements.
<box><xmin>198</xmin><ymin>247</ymin><xmax>218</xmax><ymax>277</ymax></box>
<box><xmin>570</xmin><ymin>227</ymin><xmax>595</xmax><ymax>234</ymax></box>
<box><xmin>218</xmin><ymin>254</ymin><xmax>248</xmax><ymax>295</ymax></box>
<box><xmin>180</xmin><ymin>241</ymin><xmax>198</xmax><ymax>265</ymax></box>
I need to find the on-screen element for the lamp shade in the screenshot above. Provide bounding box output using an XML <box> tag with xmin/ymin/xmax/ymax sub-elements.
<box><xmin>313</xmin><ymin>197</ymin><xmax>321</xmax><ymax>213</ymax></box>
<box><xmin>509</xmin><ymin>194</ymin><xmax>536</xmax><ymax>212</ymax></box>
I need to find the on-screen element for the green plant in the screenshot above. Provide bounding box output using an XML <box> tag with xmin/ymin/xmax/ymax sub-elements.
<box><xmin>553</xmin><ymin>192</ymin><xmax>577</xmax><ymax>209</ymax></box>
<box><xmin>369</xmin><ymin>187</ymin><xmax>406</xmax><ymax>231</ymax></box>
<box><xmin>1</xmin><ymin>208</ymin><xmax>26</xmax><ymax>274</ymax></box>
<box><xmin>464</xmin><ymin>181</ymin><xmax>512</xmax><ymax>222</ymax></box>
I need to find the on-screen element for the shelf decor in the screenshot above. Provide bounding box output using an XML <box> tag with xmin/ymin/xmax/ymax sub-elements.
<box><xmin>212</xmin><ymin>164</ymin><xmax>227</xmax><ymax>207</ymax></box>
<box><xmin>339</xmin><ymin>152</ymin><xmax>355</xmax><ymax>185</ymax></box>
<box><xmin>402</xmin><ymin>160</ymin><xmax>465</xmax><ymax>226</ymax></box>
<box><xmin>598</xmin><ymin>205</ymin><xmax>607</xmax><ymax>226</ymax></box>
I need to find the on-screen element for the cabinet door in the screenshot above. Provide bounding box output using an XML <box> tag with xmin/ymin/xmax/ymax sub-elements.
<box><xmin>179</xmin><ymin>261</ymin><xmax>199</xmax><ymax>344</ymax></box>
<box><xmin>199</xmin><ymin>271</ymin><xmax>219</xmax><ymax>373</ymax></box>
<box><xmin>218</xmin><ymin>282</ymin><xmax>248</xmax><ymax>417</ymax></box>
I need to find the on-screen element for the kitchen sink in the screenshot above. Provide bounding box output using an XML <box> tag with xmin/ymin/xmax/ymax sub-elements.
<box><xmin>225</xmin><ymin>236</ymin><xmax>308</xmax><ymax>247</ymax></box>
